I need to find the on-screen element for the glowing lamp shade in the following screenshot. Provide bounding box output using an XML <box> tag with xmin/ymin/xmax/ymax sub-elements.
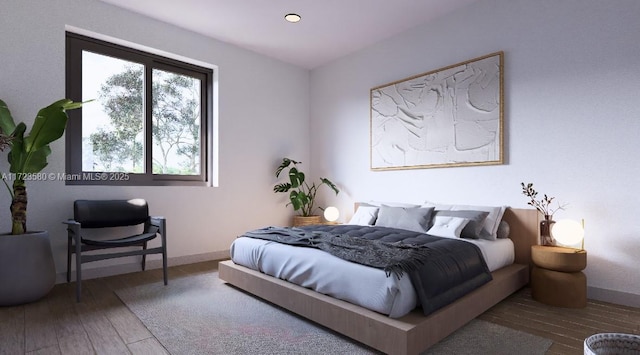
<box><xmin>551</xmin><ymin>219</ymin><xmax>584</xmax><ymax>245</ymax></box>
<box><xmin>324</xmin><ymin>206</ymin><xmax>340</xmax><ymax>222</ymax></box>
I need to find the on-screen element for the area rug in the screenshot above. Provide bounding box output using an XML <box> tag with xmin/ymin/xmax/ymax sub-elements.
<box><xmin>115</xmin><ymin>271</ymin><xmax>552</xmax><ymax>355</ymax></box>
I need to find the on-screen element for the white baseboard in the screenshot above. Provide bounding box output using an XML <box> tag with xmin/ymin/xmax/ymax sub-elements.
<box><xmin>57</xmin><ymin>250</ymin><xmax>230</xmax><ymax>283</ymax></box>
<box><xmin>588</xmin><ymin>286</ymin><xmax>640</xmax><ymax>308</ymax></box>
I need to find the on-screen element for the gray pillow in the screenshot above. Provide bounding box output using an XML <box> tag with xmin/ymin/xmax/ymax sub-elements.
<box><xmin>432</xmin><ymin>210</ymin><xmax>489</xmax><ymax>239</ymax></box>
<box><xmin>374</xmin><ymin>205</ymin><xmax>435</xmax><ymax>233</ymax></box>
<box><xmin>497</xmin><ymin>221</ymin><xmax>510</xmax><ymax>239</ymax></box>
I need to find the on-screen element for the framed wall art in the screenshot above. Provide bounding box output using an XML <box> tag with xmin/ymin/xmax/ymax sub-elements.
<box><xmin>370</xmin><ymin>51</ymin><xmax>504</xmax><ymax>170</ymax></box>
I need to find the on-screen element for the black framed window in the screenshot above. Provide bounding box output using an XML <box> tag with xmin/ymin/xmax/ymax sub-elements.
<box><xmin>65</xmin><ymin>32</ymin><xmax>213</xmax><ymax>186</ymax></box>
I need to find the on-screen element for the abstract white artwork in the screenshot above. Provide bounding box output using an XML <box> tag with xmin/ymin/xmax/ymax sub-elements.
<box><xmin>370</xmin><ymin>52</ymin><xmax>503</xmax><ymax>170</ymax></box>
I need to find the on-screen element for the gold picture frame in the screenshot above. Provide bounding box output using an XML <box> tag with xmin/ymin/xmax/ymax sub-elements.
<box><xmin>370</xmin><ymin>51</ymin><xmax>504</xmax><ymax>170</ymax></box>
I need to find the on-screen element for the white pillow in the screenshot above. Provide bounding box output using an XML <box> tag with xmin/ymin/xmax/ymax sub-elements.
<box><xmin>423</xmin><ymin>201</ymin><xmax>506</xmax><ymax>241</ymax></box>
<box><xmin>427</xmin><ymin>216</ymin><xmax>470</xmax><ymax>239</ymax></box>
<box><xmin>347</xmin><ymin>206</ymin><xmax>379</xmax><ymax>225</ymax></box>
<box><xmin>361</xmin><ymin>200</ymin><xmax>420</xmax><ymax>208</ymax></box>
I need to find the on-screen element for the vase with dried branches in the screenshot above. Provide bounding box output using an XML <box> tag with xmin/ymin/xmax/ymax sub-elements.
<box><xmin>521</xmin><ymin>182</ymin><xmax>566</xmax><ymax>246</ymax></box>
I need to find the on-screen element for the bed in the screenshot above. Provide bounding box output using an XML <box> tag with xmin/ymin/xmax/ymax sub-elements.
<box><xmin>219</xmin><ymin>206</ymin><xmax>538</xmax><ymax>355</ymax></box>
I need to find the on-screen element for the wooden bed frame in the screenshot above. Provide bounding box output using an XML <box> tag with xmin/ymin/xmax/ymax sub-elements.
<box><xmin>219</xmin><ymin>208</ymin><xmax>539</xmax><ymax>355</ymax></box>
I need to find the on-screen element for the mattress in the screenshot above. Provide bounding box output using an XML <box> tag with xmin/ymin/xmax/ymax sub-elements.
<box><xmin>229</xmin><ymin>232</ymin><xmax>514</xmax><ymax>318</ymax></box>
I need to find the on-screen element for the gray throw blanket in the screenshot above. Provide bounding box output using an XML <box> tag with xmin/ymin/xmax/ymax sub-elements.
<box><xmin>241</xmin><ymin>226</ymin><xmax>431</xmax><ymax>279</ymax></box>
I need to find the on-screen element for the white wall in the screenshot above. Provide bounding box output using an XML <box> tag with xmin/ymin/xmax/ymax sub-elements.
<box><xmin>310</xmin><ymin>0</ymin><xmax>640</xmax><ymax>305</ymax></box>
<box><xmin>0</xmin><ymin>0</ymin><xmax>309</xmax><ymax>279</ymax></box>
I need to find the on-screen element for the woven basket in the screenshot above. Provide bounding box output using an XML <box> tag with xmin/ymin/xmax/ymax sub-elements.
<box><xmin>292</xmin><ymin>215</ymin><xmax>322</xmax><ymax>227</ymax></box>
<box><xmin>584</xmin><ymin>333</ymin><xmax>640</xmax><ymax>355</ymax></box>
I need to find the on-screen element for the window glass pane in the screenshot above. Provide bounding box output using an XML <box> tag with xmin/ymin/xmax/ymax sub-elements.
<box><xmin>151</xmin><ymin>69</ymin><xmax>201</xmax><ymax>175</ymax></box>
<box><xmin>82</xmin><ymin>51</ymin><xmax>144</xmax><ymax>173</ymax></box>
<box><xmin>67</xmin><ymin>32</ymin><xmax>212</xmax><ymax>185</ymax></box>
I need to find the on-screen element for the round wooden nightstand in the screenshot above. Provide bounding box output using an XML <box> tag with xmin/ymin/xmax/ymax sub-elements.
<box><xmin>531</xmin><ymin>245</ymin><xmax>587</xmax><ymax>308</ymax></box>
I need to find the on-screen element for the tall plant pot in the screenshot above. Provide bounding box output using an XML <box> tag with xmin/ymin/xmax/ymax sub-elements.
<box><xmin>0</xmin><ymin>231</ymin><xmax>56</xmax><ymax>306</ymax></box>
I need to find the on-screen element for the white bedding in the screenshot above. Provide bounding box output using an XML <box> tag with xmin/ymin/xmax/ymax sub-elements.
<box><xmin>229</xmin><ymin>234</ymin><xmax>514</xmax><ymax>318</ymax></box>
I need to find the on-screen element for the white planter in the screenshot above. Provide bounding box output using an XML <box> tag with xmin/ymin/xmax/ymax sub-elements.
<box><xmin>0</xmin><ymin>231</ymin><xmax>56</xmax><ymax>306</ymax></box>
<box><xmin>584</xmin><ymin>333</ymin><xmax>640</xmax><ymax>355</ymax></box>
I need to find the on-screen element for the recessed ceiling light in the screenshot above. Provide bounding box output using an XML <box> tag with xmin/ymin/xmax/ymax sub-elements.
<box><xmin>284</xmin><ymin>13</ymin><xmax>301</xmax><ymax>23</ymax></box>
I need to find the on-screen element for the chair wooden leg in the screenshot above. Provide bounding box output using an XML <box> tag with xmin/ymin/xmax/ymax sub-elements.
<box><xmin>75</xmin><ymin>261</ymin><xmax>81</xmax><ymax>302</ymax></box>
<box><xmin>75</xmin><ymin>244</ymin><xmax>82</xmax><ymax>302</ymax></box>
<box><xmin>142</xmin><ymin>242</ymin><xmax>147</xmax><ymax>270</ymax></box>
<box><xmin>162</xmin><ymin>248</ymin><xmax>168</xmax><ymax>286</ymax></box>
<box><xmin>66</xmin><ymin>240</ymin><xmax>72</xmax><ymax>283</ymax></box>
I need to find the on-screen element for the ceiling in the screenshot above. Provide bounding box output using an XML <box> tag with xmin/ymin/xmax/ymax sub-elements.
<box><xmin>98</xmin><ymin>0</ymin><xmax>479</xmax><ymax>69</ymax></box>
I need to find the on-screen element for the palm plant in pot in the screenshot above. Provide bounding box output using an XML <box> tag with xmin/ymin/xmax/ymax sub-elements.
<box><xmin>0</xmin><ymin>98</ymin><xmax>82</xmax><ymax>305</ymax></box>
<box><xmin>273</xmin><ymin>158</ymin><xmax>339</xmax><ymax>226</ymax></box>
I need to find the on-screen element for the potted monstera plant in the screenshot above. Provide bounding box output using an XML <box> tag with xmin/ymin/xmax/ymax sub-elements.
<box><xmin>0</xmin><ymin>98</ymin><xmax>82</xmax><ymax>305</ymax></box>
<box><xmin>274</xmin><ymin>158</ymin><xmax>339</xmax><ymax>226</ymax></box>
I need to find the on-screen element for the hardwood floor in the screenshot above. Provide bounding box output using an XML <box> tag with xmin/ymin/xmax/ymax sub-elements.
<box><xmin>480</xmin><ymin>288</ymin><xmax>640</xmax><ymax>354</ymax></box>
<box><xmin>1</xmin><ymin>260</ymin><xmax>638</xmax><ymax>355</ymax></box>
<box><xmin>0</xmin><ymin>261</ymin><xmax>217</xmax><ymax>355</ymax></box>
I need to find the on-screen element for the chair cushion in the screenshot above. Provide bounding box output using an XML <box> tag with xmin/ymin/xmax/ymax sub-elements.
<box><xmin>82</xmin><ymin>232</ymin><xmax>157</xmax><ymax>247</ymax></box>
<box><xmin>74</xmin><ymin>199</ymin><xmax>149</xmax><ymax>228</ymax></box>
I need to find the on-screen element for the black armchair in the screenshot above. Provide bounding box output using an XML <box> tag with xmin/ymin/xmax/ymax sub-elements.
<box><xmin>65</xmin><ymin>199</ymin><xmax>167</xmax><ymax>302</ymax></box>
